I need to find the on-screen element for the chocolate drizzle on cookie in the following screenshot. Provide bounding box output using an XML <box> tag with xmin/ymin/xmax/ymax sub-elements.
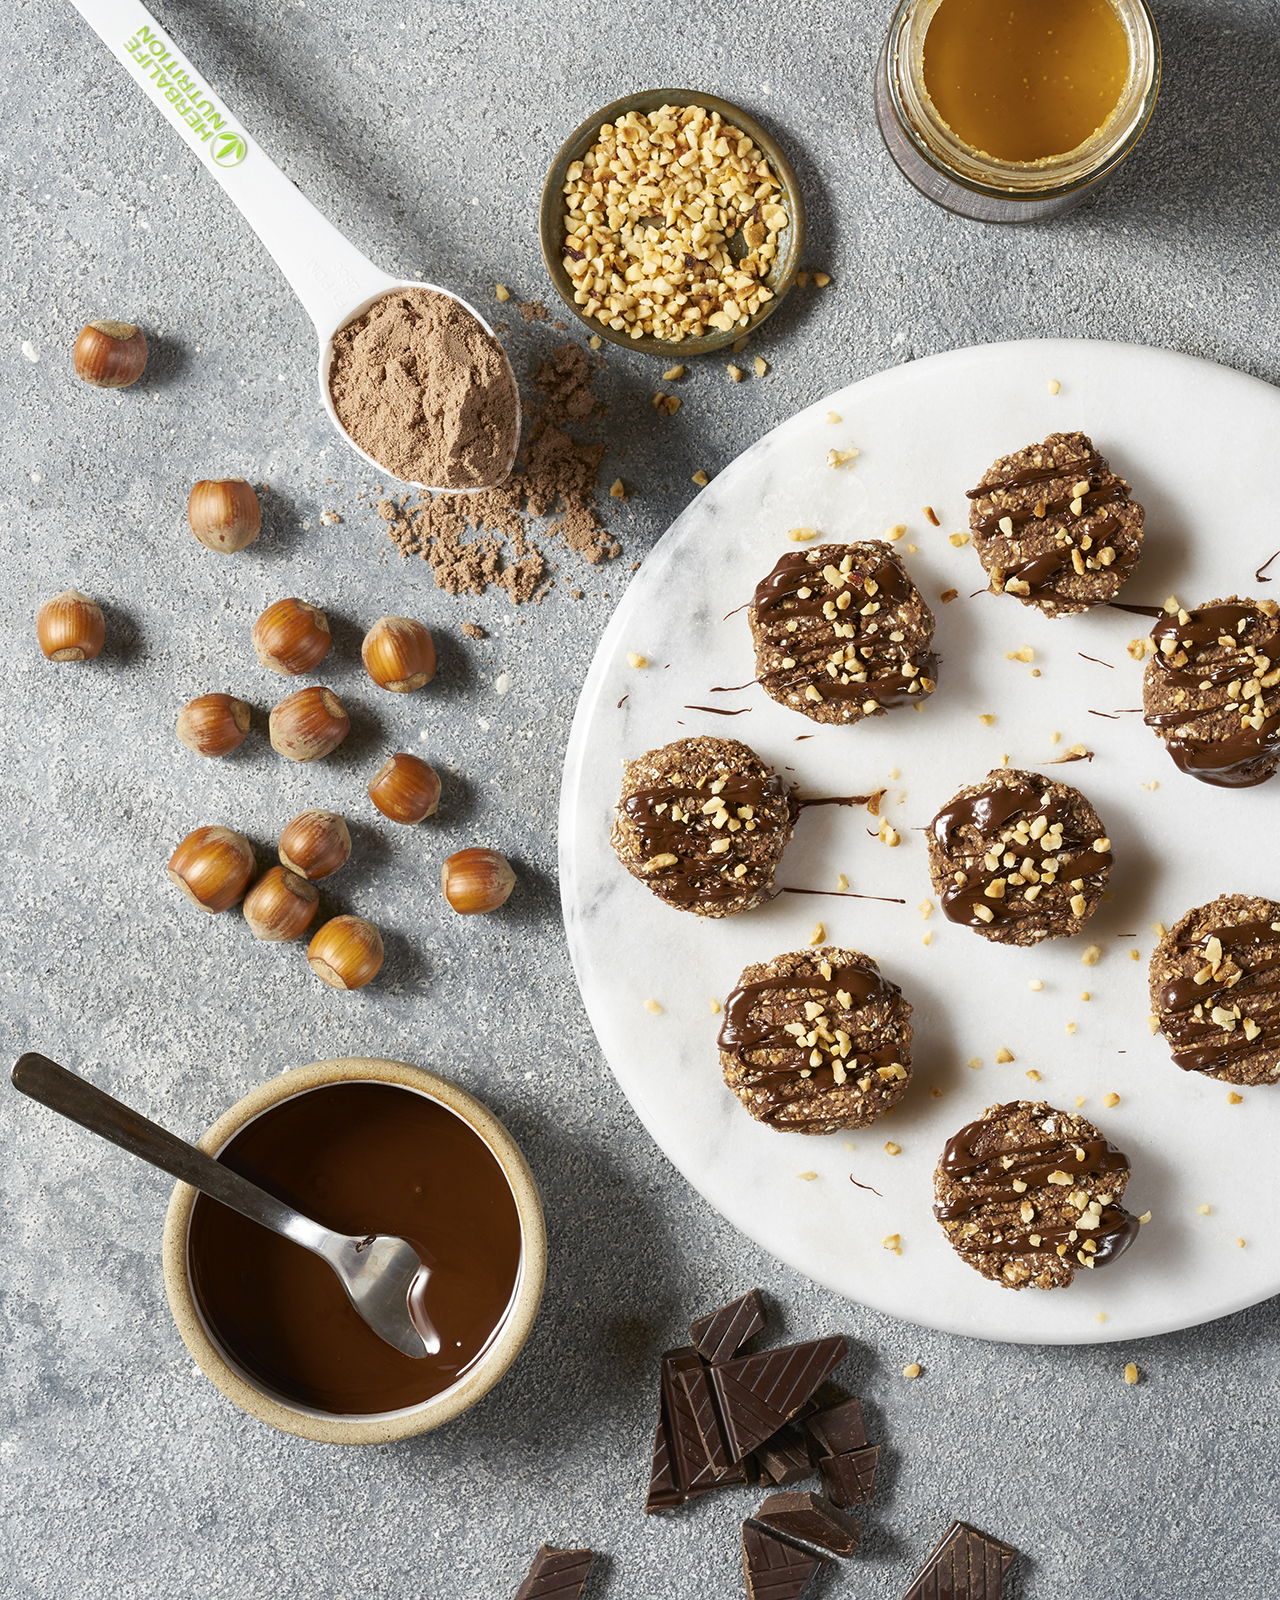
<box><xmin>928</xmin><ymin>770</ymin><xmax>1112</xmax><ymax>941</ymax></box>
<box><xmin>1143</xmin><ymin>597</ymin><xmax>1280</xmax><ymax>788</ymax></box>
<box><xmin>933</xmin><ymin>1101</ymin><xmax>1139</xmax><ymax>1288</ymax></box>
<box><xmin>1151</xmin><ymin>897</ymin><xmax>1280</xmax><ymax>1083</ymax></box>
<box><xmin>748</xmin><ymin>543</ymin><xmax>937</xmax><ymax>723</ymax></box>
<box><xmin>623</xmin><ymin>772</ymin><xmax>790</xmax><ymax>910</ymax></box>
<box><xmin>718</xmin><ymin>948</ymin><xmax>912</xmax><ymax>1134</ymax></box>
<box><xmin>967</xmin><ymin>432</ymin><xmax>1144</xmax><ymax>616</ymax></box>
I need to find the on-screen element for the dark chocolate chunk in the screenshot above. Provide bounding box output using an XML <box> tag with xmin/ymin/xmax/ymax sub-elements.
<box><xmin>663</xmin><ymin>1348</ymin><xmax>749</xmax><ymax>1498</ymax></box>
<box><xmin>690</xmin><ymin>1288</ymin><xmax>767</xmax><ymax>1363</ymax></box>
<box><xmin>675</xmin><ymin>1355</ymin><xmax>734</xmax><ymax>1473</ymax></box>
<box><xmin>753</xmin><ymin>1491</ymin><xmax>860</xmax><ymax>1557</ymax></box>
<box><xmin>712</xmin><ymin>1336</ymin><xmax>847</xmax><ymax>1462</ymax></box>
<box><xmin>818</xmin><ymin>1444</ymin><xmax>880</xmax><ymax>1507</ymax></box>
<box><xmin>754</xmin><ymin>1422</ymin><xmax>814</xmax><ymax>1485</ymax></box>
<box><xmin>742</xmin><ymin>1520</ymin><xmax>826</xmax><ymax>1600</ymax></box>
<box><xmin>802</xmin><ymin>1396</ymin><xmax>868</xmax><ymax>1458</ymax></box>
<box><xmin>643</xmin><ymin>1396</ymin><xmax>682</xmax><ymax>1513</ymax></box>
<box><xmin>902</xmin><ymin>1520</ymin><xmax>1018</xmax><ymax>1600</ymax></box>
<box><xmin>512</xmin><ymin>1544</ymin><xmax>595</xmax><ymax>1600</ymax></box>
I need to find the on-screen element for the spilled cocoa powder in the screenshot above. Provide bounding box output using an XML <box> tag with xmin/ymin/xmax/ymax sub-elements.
<box><xmin>330</xmin><ymin>287</ymin><xmax>519</xmax><ymax>491</ymax></box>
<box><xmin>377</xmin><ymin>341</ymin><xmax>620</xmax><ymax>603</ymax></box>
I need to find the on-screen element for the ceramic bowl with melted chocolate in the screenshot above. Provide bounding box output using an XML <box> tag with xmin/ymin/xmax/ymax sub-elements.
<box><xmin>162</xmin><ymin>1057</ymin><xmax>545</xmax><ymax>1444</ymax></box>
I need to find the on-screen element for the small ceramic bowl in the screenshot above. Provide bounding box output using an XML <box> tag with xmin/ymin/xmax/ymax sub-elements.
<box><xmin>162</xmin><ymin>1057</ymin><xmax>546</xmax><ymax>1445</ymax></box>
<box><xmin>539</xmin><ymin>88</ymin><xmax>806</xmax><ymax>356</ymax></box>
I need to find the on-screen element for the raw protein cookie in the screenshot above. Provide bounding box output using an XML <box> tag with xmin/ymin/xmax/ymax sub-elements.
<box><xmin>718</xmin><ymin>947</ymin><xmax>912</xmax><ymax>1134</ymax></box>
<box><xmin>1149</xmin><ymin>894</ymin><xmax>1280</xmax><ymax>1085</ymax></box>
<box><xmin>966</xmin><ymin>431</ymin><xmax>1144</xmax><ymax>616</ymax></box>
<box><xmin>611</xmin><ymin>736</ymin><xmax>795</xmax><ymax>917</ymax></box>
<box><xmin>1142</xmin><ymin>595</ymin><xmax>1280</xmax><ymax>788</ymax></box>
<box><xmin>748</xmin><ymin>542</ymin><xmax>938</xmax><ymax>725</ymax></box>
<box><xmin>933</xmin><ymin>1101</ymin><xmax>1140</xmax><ymax>1290</ymax></box>
<box><xmin>926</xmin><ymin>768</ymin><xmax>1112</xmax><ymax>945</ymax></box>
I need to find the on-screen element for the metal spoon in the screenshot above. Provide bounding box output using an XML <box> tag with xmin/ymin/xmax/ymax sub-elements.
<box><xmin>11</xmin><ymin>1053</ymin><xmax>439</xmax><ymax>1361</ymax></box>
<box><xmin>68</xmin><ymin>0</ymin><xmax>519</xmax><ymax>494</ymax></box>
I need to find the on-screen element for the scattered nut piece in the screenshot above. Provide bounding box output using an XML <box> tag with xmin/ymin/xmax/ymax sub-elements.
<box><xmin>884</xmin><ymin>1141</ymin><xmax>901</xmax><ymax>1156</ymax></box>
<box><xmin>808</xmin><ymin>922</ymin><xmax>826</xmax><ymax>946</ymax></box>
<box><xmin>644</xmin><ymin>998</ymin><xmax>664</xmax><ymax>1016</ymax></box>
<box><xmin>1025</xmin><ymin>1069</ymin><xmax>1042</xmax><ymax>1082</ymax></box>
<box><xmin>627</xmin><ymin>652</ymin><xmax>649</xmax><ymax>669</ymax></box>
<box><xmin>1123</xmin><ymin>1363</ymin><xmax>1140</xmax><ymax>1385</ymax></box>
<box><xmin>825</xmin><ymin>411</ymin><xmax>841</xmax><ymax>424</ymax></box>
<box><xmin>812</xmin><ymin>271</ymin><xmax>831</xmax><ymax>287</ymax></box>
<box><xmin>662</xmin><ymin>365</ymin><xmax>686</xmax><ymax>382</ymax></box>
<box><xmin>1028</xmin><ymin>979</ymin><xmax>1044</xmax><ymax>991</ymax></box>
<box><xmin>902</xmin><ymin>1362</ymin><xmax>922</xmax><ymax>1379</ymax></box>
<box><xmin>994</xmin><ymin>1047</ymin><xmax>1015</xmax><ymax>1064</ymax></box>
<box><xmin>1081</xmin><ymin>944</ymin><xmax>1102</xmax><ymax>967</ymax></box>
<box><xmin>1047</xmin><ymin>378</ymin><xmax>1061</xmax><ymax>395</ymax></box>
<box><xmin>691</xmin><ymin>470</ymin><xmax>710</xmax><ymax>487</ymax></box>
<box><xmin>1196</xmin><ymin>1204</ymin><xmax>1211</xmax><ymax>1215</ymax></box>
<box><xmin>922</xmin><ymin>506</ymin><xmax>940</xmax><ymax>526</ymax></box>
<box><xmin>753</xmin><ymin>356</ymin><xmax>769</xmax><ymax>378</ymax></box>
<box><xmin>609</xmin><ymin>478</ymin><xmax>627</xmax><ymax>500</ymax></box>
<box><xmin>726</xmin><ymin>364</ymin><xmax>744</xmax><ymax>383</ymax></box>
<box><xmin>709</xmin><ymin>998</ymin><xmax>722</xmax><ymax>1015</ymax></box>
<box><xmin>948</xmin><ymin>532</ymin><xmax>970</xmax><ymax>547</ymax></box>
<box><xmin>796</xmin><ymin>1170</ymin><xmax>819</xmax><ymax>1181</ymax></box>
<box><xmin>494</xmin><ymin>284</ymin><xmax>511</xmax><ymax>301</ymax></box>
<box><xmin>787</xmin><ymin>527</ymin><xmax>820</xmax><ymax>542</ymax></box>
<box><xmin>827</xmin><ymin>448</ymin><xmax>858</xmax><ymax>469</ymax></box>
<box><xmin>1227</xmin><ymin>1091</ymin><xmax>1243</xmax><ymax>1105</ymax></box>
<box><xmin>882</xmin><ymin>1234</ymin><xmax>903</xmax><ymax>1255</ymax></box>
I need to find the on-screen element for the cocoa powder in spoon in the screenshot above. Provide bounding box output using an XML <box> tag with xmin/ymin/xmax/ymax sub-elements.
<box><xmin>329</xmin><ymin>287</ymin><xmax>519</xmax><ymax>491</ymax></box>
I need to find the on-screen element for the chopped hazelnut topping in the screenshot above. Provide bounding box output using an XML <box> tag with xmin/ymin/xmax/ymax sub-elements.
<box><xmin>627</xmin><ymin>652</ymin><xmax>649</xmax><ymax>669</ymax></box>
<box><xmin>884</xmin><ymin>1141</ymin><xmax>902</xmax><ymax>1156</ymax></box>
<box><xmin>902</xmin><ymin>1362</ymin><xmax>922</xmax><ymax>1379</ymax></box>
<box><xmin>1102</xmin><ymin>1092</ymin><xmax>1120</xmax><ymax>1108</ymax></box>
<box><xmin>994</xmin><ymin>1047</ymin><xmax>1015</xmax><ymax>1064</ymax></box>
<box><xmin>644</xmin><ymin>998</ymin><xmax>664</xmax><ymax>1015</ymax></box>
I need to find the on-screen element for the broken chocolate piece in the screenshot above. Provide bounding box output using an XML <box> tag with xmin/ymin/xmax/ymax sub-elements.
<box><xmin>690</xmin><ymin>1288</ymin><xmax>767</xmax><ymax>1363</ymax></box>
<box><xmin>902</xmin><ymin>1520</ymin><xmax>1018</xmax><ymax>1600</ymax></box>
<box><xmin>712</xmin><ymin>1336</ymin><xmax>847</xmax><ymax>1462</ymax></box>
<box><xmin>675</xmin><ymin>1355</ymin><xmax>735</xmax><ymax>1474</ymax></box>
<box><xmin>818</xmin><ymin>1445</ymin><xmax>880</xmax><ymax>1507</ymax></box>
<box><xmin>753</xmin><ymin>1491</ymin><xmax>860</xmax><ymax>1557</ymax></box>
<box><xmin>512</xmin><ymin>1544</ymin><xmax>595</xmax><ymax>1600</ymax></box>
<box><xmin>755</xmin><ymin>1422</ymin><xmax>814</xmax><ymax>1485</ymax></box>
<box><xmin>802</xmin><ymin>1396</ymin><xmax>868</xmax><ymax>1458</ymax></box>
<box><xmin>643</xmin><ymin>1398</ymin><xmax>682</xmax><ymax>1513</ymax></box>
<box><xmin>742</xmin><ymin>1521</ymin><xmax>826</xmax><ymax>1600</ymax></box>
<box><xmin>664</xmin><ymin>1348</ymin><xmax>749</xmax><ymax>1498</ymax></box>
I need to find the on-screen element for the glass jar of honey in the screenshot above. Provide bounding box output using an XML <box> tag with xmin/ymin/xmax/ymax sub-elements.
<box><xmin>876</xmin><ymin>0</ymin><xmax>1161</xmax><ymax>221</ymax></box>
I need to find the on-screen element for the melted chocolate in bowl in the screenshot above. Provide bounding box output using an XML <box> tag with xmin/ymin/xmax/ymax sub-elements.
<box><xmin>188</xmin><ymin>1082</ymin><xmax>523</xmax><ymax>1415</ymax></box>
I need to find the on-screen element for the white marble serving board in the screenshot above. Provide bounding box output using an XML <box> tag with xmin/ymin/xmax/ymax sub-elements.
<box><xmin>559</xmin><ymin>339</ymin><xmax>1280</xmax><ymax>1345</ymax></box>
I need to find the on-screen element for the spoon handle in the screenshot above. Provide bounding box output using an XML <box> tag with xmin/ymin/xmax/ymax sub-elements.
<box><xmin>11</xmin><ymin>1053</ymin><xmax>330</xmax><ymax>1254</ymax></box>
<box><xmin>66</xmin><ymin>0</ymin><xmax>396</xmax><ymax>334</ymax></box>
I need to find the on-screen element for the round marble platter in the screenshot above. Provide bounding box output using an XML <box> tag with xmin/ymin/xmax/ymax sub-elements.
<box><xmin>559</xmin><ymin>339</ymin><xmax>1280</xmax><ymax>1345</ymax></box>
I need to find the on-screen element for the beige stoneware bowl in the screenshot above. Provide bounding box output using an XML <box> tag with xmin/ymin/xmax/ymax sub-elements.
<box><xmin>162</xmin><ymin>1056</ymin><xmax>546</xmax><ymax>1445</ymax></box>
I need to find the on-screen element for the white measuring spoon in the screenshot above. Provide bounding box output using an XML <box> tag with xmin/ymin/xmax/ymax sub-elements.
<box><xmin>68</xmin><ymin>0</ymin><xmax>520</xmax><ymax>493</ymax></box>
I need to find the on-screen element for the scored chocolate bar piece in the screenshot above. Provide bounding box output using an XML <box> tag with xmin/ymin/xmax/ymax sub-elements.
<box><xmin>664</xmin><ymin>1347</ymin><xmax>750</xmax><ymax>1499</ymax></box>
<box><xmin>690</xmin><ymin>1288</ymin><xmax>767</xmax><ymax>1364</ymax></box>
<box><xmin>903</xmin><ymin>1520</ymin><xmax>1018</xmax><ymax>1600</ymax></box>
<box><xmin>712</xmin><ymin>1336</ymin><xmax>847</xmax><ymax>1462</ymax></box>
<box><xmin>753</xmin><ymin>1491</ymin><xmax>861</xmax><ymax>1558</ymax></box>
<box><xmin>742</xmin><ymin>1520</ymin><xmax>826</xmax><ymax>1600</ymax></box>
<box><xmin>754</xmin><ymin>1422</ymin><xmax>814</xmax><ymax>1486</ymax></box>
<box><xmin>643</xmin><ymin>1396</ymin><xmax>682</xmax><ymax>1514</ymax></box>
<box><xmin>675</xmin><ymin>1354</ymin><xmax>735</xmax><ymax>1474</ymax></box>
<box><xmin>512</xmin><ymin>1544</ymin><xmax>596</xmax><ymax>1600</ymax></box>
<box><xmin>818</xmin><ymin>1444</ymin><xmax>880</xmax><ymax>1508</ymax></box>
<box><xmin>803</xmin><ymin>1396</ymin><xmax>868</xmax><ymax>1458</ymax></box>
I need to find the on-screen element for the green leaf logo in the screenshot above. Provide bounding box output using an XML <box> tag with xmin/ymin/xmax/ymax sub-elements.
<box><xmin>211</xmin><ymin>131</ymin><xmax>247</xmax><ymax>167</ymax></box>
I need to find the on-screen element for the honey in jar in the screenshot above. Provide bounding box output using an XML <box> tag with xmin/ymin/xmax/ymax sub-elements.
<box><xmin>923</xmin><ymin>0</ymin><xmax>1130</xmax><ymax>163</ymax></box>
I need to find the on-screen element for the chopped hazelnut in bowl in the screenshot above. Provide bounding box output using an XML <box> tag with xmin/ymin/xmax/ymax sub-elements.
<box><xmin>539</xmin><ymin>89</ymin><xmax>805</xmax><ymax>356</ymax></box>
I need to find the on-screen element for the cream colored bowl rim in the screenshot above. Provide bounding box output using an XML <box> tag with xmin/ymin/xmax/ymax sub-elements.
<box><xmin>162</xmin><ymin>1057</ymin><xmax>547</xmax><ymax>1445</ymax></box>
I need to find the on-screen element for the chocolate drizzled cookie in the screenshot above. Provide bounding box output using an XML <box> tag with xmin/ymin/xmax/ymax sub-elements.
<box><xmin>612</xmin><ymin>736</ymin><xmax>795</xmax><ymax>917</ymax></box>
<box><xmin>926</xmin><ymin>768</ymin><xmax>1112</xmax><ymax>945</ymax></box>
<box><xmin>718</xmin><ymin>946</ymin><xmax>912</xmax><ymax>1133</ymax></box>
<box><xmin>748</xmin><ymin>542</ymin><xmax>937</xmax><ymax>725</ymax></box>
<box><xmin>1149</xmin><ymin>894</ymin><xmax>1280</xmax><ymax>1085</ymax></box>
<box><xmin>967</xmin><ymin>431</ymin><xmax>1144</xmax><ymax>616</ymax></box>
<box><xmin>933</xmin><ymin>1101</ymin><xmax>1140</xmax><ymax>1290</ymax></box>
<box><xmin>1142</xmin><ymin>595</ymin><xmax>1280</xmax><ymax>788</ymax></box>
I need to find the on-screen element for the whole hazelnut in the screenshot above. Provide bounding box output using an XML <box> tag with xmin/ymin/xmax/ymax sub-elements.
<box><xmin>36</xmin><ymin>591</ymin><xmax>105</xmax><ymax>661</ymax></box>
<box><xmin>361</xmin><ymin>615</ymin><xmax>437</xmax><ymax>693</ymax></box>
<box><xmin>252</xmin><ymin>597</ymin><xmax>331</xmax><ymax>675</ymax></box>
<box><xmin>72</xmin><ymin>320</ymin><xmax>148</xmax><ymax>388</ymax></box>
<box><xmin>278</xmin><ymin>810</ymin><xmax>351</xmax><ymax>880</ymax></box>
<box><xmin>307</xmin><ymin>915</ymin><xmax>384</xmax><ymax>990</ymax></box>
<box><xmin>176</xmin><ymin>693</ymin><xmax>252</xmax><ymax>757</ymax></box>
<box><xmin>167</xmin><ymin>825</ymin><xmax>255</xmax><ymax>913</ymax></box>
<box><xmin>188</xmin><ymin>478</ymin><xmax>262</xmax><ymax>553</ymax></box>
<box><xmin>268</xmin><ymin>686</ymin><xmax>350</xmax><ymax>762</ymax></box>
<box><xmin>243</xmin><ymin>865</ymin><xmax>319</xmax><ymax>942</ymax></box>
<box><xmin>368</xmin><ymin>753</ymin><xmax>441</xmax><ymax>825</ymax></box>
<box><xmin>441</xmin><ymin>847</ymin><xmax>516</xmax><ymax>914</ymax></box>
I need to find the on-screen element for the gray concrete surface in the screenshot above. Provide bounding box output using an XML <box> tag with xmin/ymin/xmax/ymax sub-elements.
<box><xmin>3</xmin><ymin>0</ymin><xmax>1279</xmax><ymax>1595</ymax></box>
